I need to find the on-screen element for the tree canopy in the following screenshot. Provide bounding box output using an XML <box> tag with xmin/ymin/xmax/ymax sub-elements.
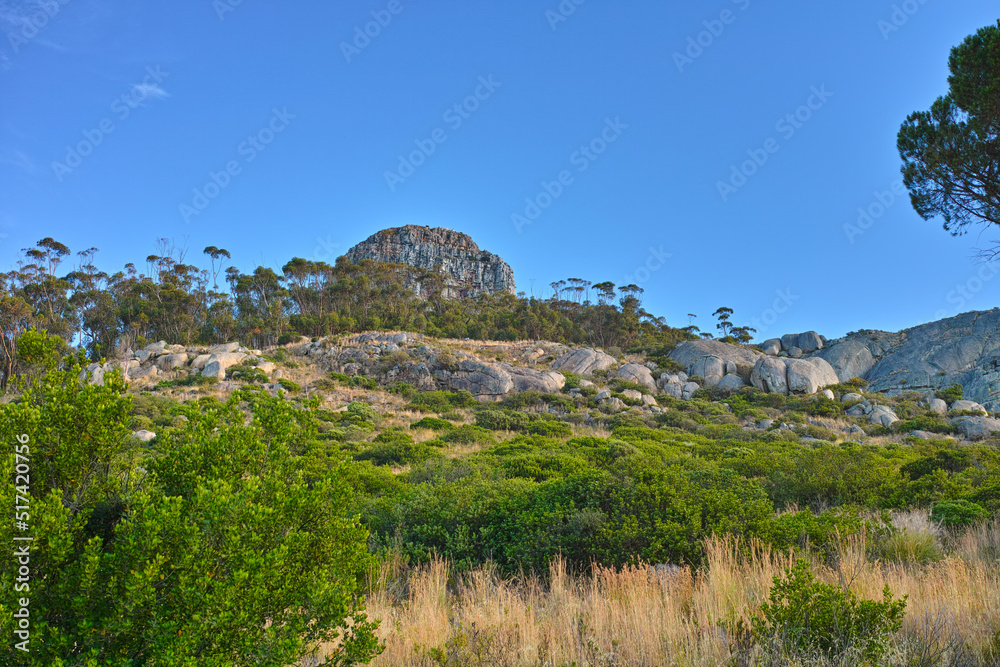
<box><xmin>897</xmin><ymin>20</ymin><xmax>1000</xmax><ymax>238</ymax></box>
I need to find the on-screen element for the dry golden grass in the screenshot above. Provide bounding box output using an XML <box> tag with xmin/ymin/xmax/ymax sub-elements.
<box><xmin>299</xmin><ymin>522</ymin><xmax>1000</xmax><ymax>666</ymax></box>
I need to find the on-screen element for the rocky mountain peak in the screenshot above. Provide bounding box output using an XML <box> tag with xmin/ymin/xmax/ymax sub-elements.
<box><xmin>344</xmin><ymin>225</ymin><xmax>515</xmax><ymax>299</ymax></box>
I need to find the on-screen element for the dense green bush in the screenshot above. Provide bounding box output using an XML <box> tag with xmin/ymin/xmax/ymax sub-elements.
<box><xmin>936</xmin><ymin>383</ymin><xmax>964</xmax><ymax>404</ymax></box>
<box><xmin>475</xmin><ymin>409</ymin><xmax>530</xmax><ymax>432</ymax></box>
<box><xmin>528</xmin><ymin>419</ymin><xmax>573</xmax><ymax>438</ymax></box>
<box><xmin>753</xmin><ymin>560</ymin><xmax>906</xmax><ymax>664</ymax></box>
<box><xmin>441</xmin><ymin>425</ymin><xmax>496</xmax><ymax>445</ymax></box>
<box><xmin>931</xmin><ymin>499</ymin><xmax>990</xmax><ymax>526</ymax></box>
<box><xmin>0</xmin><ymin>358</ymin><xmax>381</xmax><ymax>665</ymax></box>
<box><xmin>227</xmin><ymin>361</ymin><xmax>269</xmax><ymax>384</ymax></box>
<box><xmin>411</xmin><ymin>416</ymin><xmax>455</xmax><ymax>431</ymax></box>
<box><xmin>275</xmin><ymin>377</ymin><xmax>300</xmax><ymax>393</ymax></box>
<box><xmin>356</xmin><ymin>430</ymin><xmax>440</xmax><ymax>466</ymax></box>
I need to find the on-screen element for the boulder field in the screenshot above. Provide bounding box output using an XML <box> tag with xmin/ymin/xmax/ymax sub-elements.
<box><xmin>82</xmin><ymin>307</ymin><xmax>1000</xmax><ymax>443</ymax></box>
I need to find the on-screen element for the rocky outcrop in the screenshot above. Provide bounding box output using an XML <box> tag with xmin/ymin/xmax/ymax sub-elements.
<box><xmin>750</xmin><ymin>356</ymin><xmax>838</xmax><ymax>396</ymax></box>
<box><xmin>510</xmin><ymin>368</ymin><xmax>566</xmax><ymax>393</ymax></box>
<box><xmin>814</xmin><ymin>340</ymin><xmax>876</xmax><ymax>383</ymax></box>
<box><xmin>717</xmin><ymin>374</ymin><xmax>746</xmax><ymax>392</ymax></box>
<box><xmin>688</xmin><ymin>356</ymin><xmax>740</xmax><ymax>389</ymax></box>
<box><xmin>614</xmin><ymin>363</ymin><xmax>657</xmax><ymax>392</ymax></box>
<box><xmin>668</xmin><ymin>339</ymin><xmax>761</xmax><ymax>373</ymax></box>
<box><xmin>345</xmin><ymin>225</ymin><xmax>515</xmax><ymax>299</ymax></box>
<box><xmin>551</xmin><ymin>348</ymin><xmax>616</xmax><ymax>376</ymax></box>
<box><xmin>780</xmin><ymin>332</ymin><xmax>824</xmax><ymax>354</ymax></box>
<box><xmin>438</xmin><ymin>360</ymin><xmax>513</xmax><ymax>397</ymax></box>
<box><xmin>820</xmin><ymin>310</ymin><xmax>1000</xmax><ymax>411</ymax></box>
<box><xmin>201</xmin><ymin>352</ymin><xmax>248</xmax><ymax>379</ymax></box>
<box><xmin>950</xmin><ymin>400</ymin><xmax>988</xmax><ymax>415</ymax></box>
<box><xmin>751</xmin><ymin>357</ymin><xmax>789</xmax><ymax>395</ymax></box>
<box><xmin>951</xmin><ymin>416</ymin><xmax>1000</xmax><ymax>440</ymax></box>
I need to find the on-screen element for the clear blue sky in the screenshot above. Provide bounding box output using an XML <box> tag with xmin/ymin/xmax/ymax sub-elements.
<box><xmin>2</xmin><ymin>0</ymin><xmax>998</xmax><ymax>341</ymax></box>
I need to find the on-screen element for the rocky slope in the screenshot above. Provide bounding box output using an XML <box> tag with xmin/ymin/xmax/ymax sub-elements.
<box><xmin>344</xmin><ymin>225</ymin><xmax>515</xmax><ymax>299</ymax></box>
<box><xmin>82</xmin><ymin>308</ymin><xmax>1000</xmax><ymax>445</ymax></box>
<box><xmin>817</xmin><ymin>309</ymin><xmax>1000</xmax><ymax>410</ymax></box>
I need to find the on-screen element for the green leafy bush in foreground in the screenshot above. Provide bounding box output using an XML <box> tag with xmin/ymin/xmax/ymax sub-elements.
<box><xmin>752</xmin><ymin>560</ymin><xmax>907</xmax><ymax>665</ymax></box>
<box><xmin>0</xmin><ymin>350</ymin><xmax>381</xmax><ymax>665</ymax></box>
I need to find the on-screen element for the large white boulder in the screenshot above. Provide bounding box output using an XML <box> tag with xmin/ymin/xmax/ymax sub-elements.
<box><xmin>551</xmin><ymin>348</ymin><xmax>617</xmax><ymax>376</ymax></box>
<box><xmin>869</xmin><ymin>405</ymin><xmax>899</xmax><ymax>428</ymax></box>
<box><xmin>751</xmin><ymin>356</ymin><xmax>837</xmax><ymax>396</ymax></box>
<box><xmin>717</xmin><ymin>373</ymin><xmax>746</xmax><ymax>393</ymax></box>
<box><xmin>200</xmin><ymin>352</ymin><xmax>247</xmax><ymax>379</ymax></box>
<box><xmin>785</xmin><ymin>358</ymin><xmax>839</xmax><ymax>395</ymax></box>
<box><xmin>156</xmin><ymin>353</ymin><xmax>189</xmax><ymax>371</ymax></box>
<box><xmin>614</xmin><ymin>363</ymin><xmax>657</xmax><ymax>392</ymax></box>
<box><xmin>952</xmin><ymin>416</ymin><xmax>1000</xmax><ymax>440</ymax></box>
<box><xmin>689</xmin><ymin>356</ymin><xmax>726</xmax><ymax>388</ymax></box>
<box><xmin>751</xmin><ymin>357</ymin><xmax>789</xmax><ymax>395</ymax></box>
<box><xmin>950</xmin><ymin>400</ymin><xmax>988</xmax><ymax>416</ymax></box>
<box><xmin>190</xmin><ymin>354</ymin><xmax>212</xmax><ymax>370</ymax></box>
<box><xmin>510</xmin><ymin>368</ymin><xmax>565</xmax><ymax>393</ymax></box>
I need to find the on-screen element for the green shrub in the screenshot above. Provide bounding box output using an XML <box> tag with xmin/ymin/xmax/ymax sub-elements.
<box><xmin>228</xmin><ymin>362</ymin><xmax>269</xmax><ymax>384</ymax></box>
<box><xmin>389</xmin><ymin>381</ymin><xmax>416</xmax><ymax>399</ymax></box>
<box><xmin>276</xmin><ymin>332</ymin><xmax>299</xmax><ymax>346</ymax></box>
<box><xmin>441</xmin><ymin>425</ymin><xmax>496</xmax><ymax>445</ymax></box>
<box><xmin>893</xmin><ymin>414</ymin><xmax>957</xmax><ymax>435</ymax></box>
<box><xmin>350</xmin><ymin>375</ymin><xmax>377</xmax><ymax>391</ymax></box>
<box><xmin>931</xmin><ymin>499</ymin><xmax>990</xmax><ymax>527</ymax></box>
<box><xmin>0</xmin><ymin>365</ymin><xmax>381</xmax><ymax>664</ymax></box>
<box><xmin>935</xmin><ymin>383</ymin><xmax>964</xmax><ymax>404</ymax></box>
<box><xmin>753</xmin><ymin>560</ymin><xmax>906</xmax><ymax>664</ymax></box>
<box><xmin>355</xmin><ymin>430</ymin><xmax>439</xmax><ymax>466</ymax></box>
<box><xmin>798</xmin><ymin>424</ymin><xmax>838</xmax><ymax>442</ymax></box>
<box><xmin>411</xmin><ymin>417</ymin><xmax>455</xmax><ymax>431</ymax></box>
<box><xmin>154</xmin><ymin>374</ymin><xmax>219</xmax><ymax>390</ymax></box>
<box><xmin>346</xmin><ymin>401</ymin><xmax>380</xmax><ymax>424</ymax></box>
<box><xmin>801</xmin><ymin>397</ymin><xmax>843</xmax><ymax>418</ymax></box>
<box><xmin>277</xmin><ymin>378</ymin><xmax>301</xmax><ymax>394</ymax></box>
<box><xmin>475</xmin><ymin>409</ymin><xmax>530</xmax><ymax>432</ymax></box>
<box><xmin>330</xmin><ymin>371</ymin><xmax>350</xmax><ymax>384</ymax></box>
<box><xmin>528</xmin><ymin>420</ymin><xmax>573</xmax><ymax>438</ymax></box>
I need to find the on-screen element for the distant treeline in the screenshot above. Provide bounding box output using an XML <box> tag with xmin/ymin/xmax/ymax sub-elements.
<box><xmin>0</xmin><ymin>237</ymin><xmax>693</xmax><ymax>387</ymax></box>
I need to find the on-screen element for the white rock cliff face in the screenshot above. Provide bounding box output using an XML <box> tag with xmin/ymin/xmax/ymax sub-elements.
<box><xmin>345</xmin><ymin>225</ymin><xmax>515</xmax><ymax>299</ymax></box>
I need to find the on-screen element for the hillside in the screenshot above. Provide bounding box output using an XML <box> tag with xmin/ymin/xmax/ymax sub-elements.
<box><xmin>71</xmin><ymin>326</ymin><xmax>1000</xmax><ymax>665</ymax></box>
